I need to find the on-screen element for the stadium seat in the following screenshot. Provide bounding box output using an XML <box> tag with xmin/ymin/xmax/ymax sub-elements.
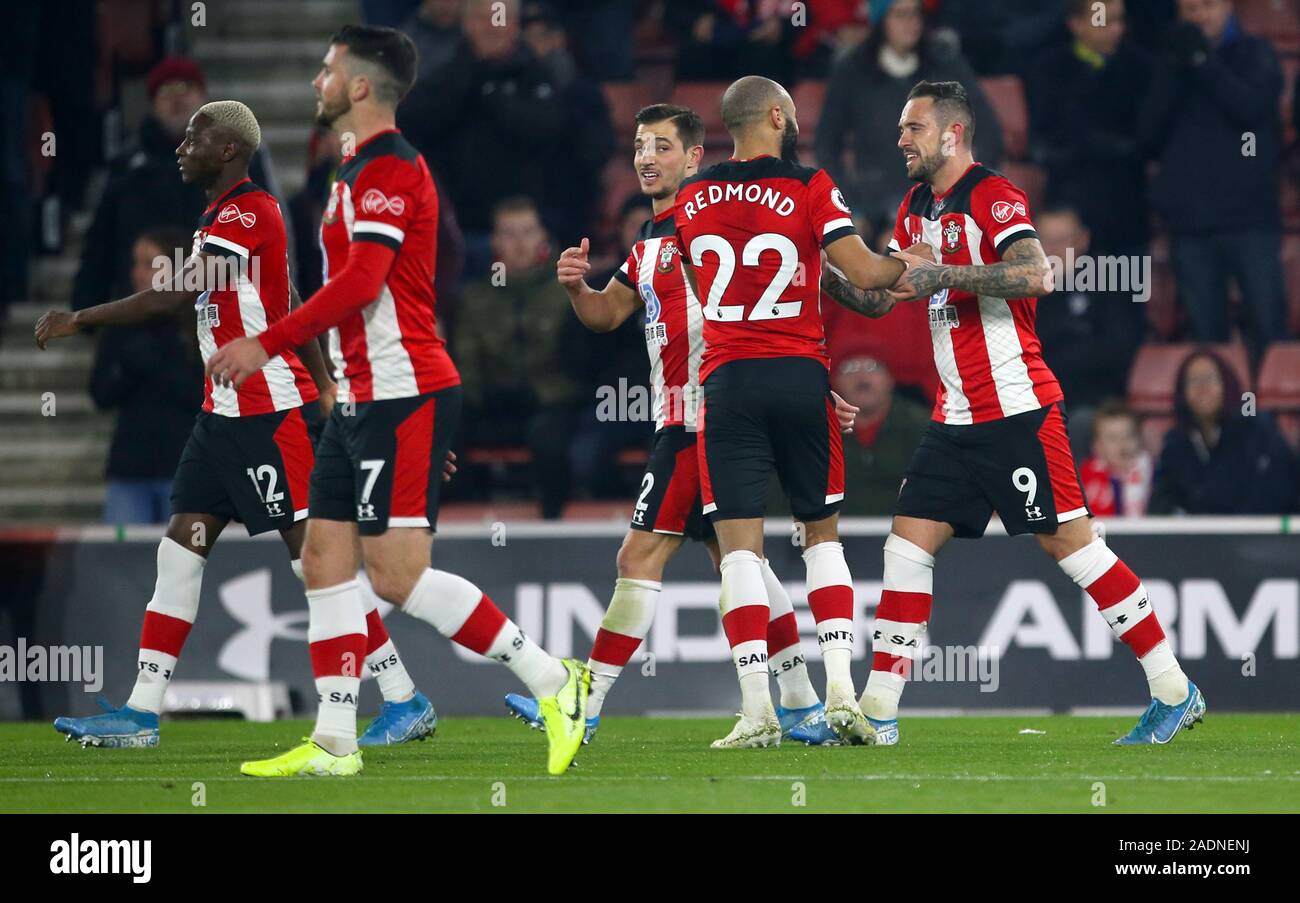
<box><xmin>601</xmin><ymin>157</ymin><xmax>644</xmax><ymax>231</ymax></box>
<box><xmin>1126</xmin><ymin>342</ymin><xmax>1253</xmax><ymax>414</ymax></box>
<box><xmin>978</xmin><ymin>75</ymin><xmax>1028</xmax><ymax>161</ymax></box>
<box><xmin>792</xmin><ymin>80</ymin><xmax>827</xmax><ymax>139</ymax></box>
<box><xmin>1283</xmin><ymin>235</ymin><xmax>1300</xmax><ymax>334</ymax></box>
<box><xmin>1258</xmin><ymin>342</ymin><xmax>1300</xmax><ymax>409</ymax></box>
<box><xmin>1237</xmin><ymin>0</ymin><xmax>1300</xmax><ymax>53</ymax></box>
<box><xmin>603</xmin><ymin>82</ymin><xmax>658</xmax><ymax>133</ymax></box>
<box><xmin>1276</xmin><ymin>412</ymin><xmax>1300</xmax><ymax>450</ymax></box>
<box><xmin>668</xmin><ymin>82</ymin><xmax>730</xmax><ymax>145</ymax></box>
<box><xmin>1140</xmin><ymin>414</ymin><xmax>1175</xmax><ymax>459</ymax></box>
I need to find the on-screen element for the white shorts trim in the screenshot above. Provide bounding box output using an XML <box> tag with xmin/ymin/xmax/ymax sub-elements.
<box><xmin>1057</xmin><ymin>506</ymin><xmax>1089</xmax><ymax>524</ymax></box>
<box><xmin>293</xmin><ymin>508</ymin><xmax>308</xmax><ymax>522</ymax></box>
<box><xmin>826</xmin><ymin>492</ymin><xmax>845</xmax><ymax>504</ymax></box>
<box><xmin>387</xmin><ymin>516</ymin><xmax>431</xmax><ymax>528</ymax></box>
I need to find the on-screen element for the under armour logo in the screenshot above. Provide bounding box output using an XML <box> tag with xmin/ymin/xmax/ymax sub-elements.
<box><xmin>217</xmin><ymin>569</ymin><xmax>307</xmax><ymax>681</ymax></box>
<box><xmin>357</xmin><ymin>503</ymin><xmax>376</xmax><ymax>520</ymax></box>
<box><xmin>359</xmin><ymin>188</ymin><xmax>405</xmax><ymax>216</ymax></box>
<box><xmin>217</xmin><ymin>204</ymin><xmax>257</xmax><ymax>227</ymax></box>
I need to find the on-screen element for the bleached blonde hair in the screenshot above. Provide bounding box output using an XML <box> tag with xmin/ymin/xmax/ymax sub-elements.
<box><xmin>196</xmin><ymin>100</ymin><xmax>261</xmax><ymax>151</ymax></box>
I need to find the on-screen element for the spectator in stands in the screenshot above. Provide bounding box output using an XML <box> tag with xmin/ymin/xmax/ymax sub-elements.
<box><xmin>1148</xmin><ymin>349</ymin><xmax>1298</xmax><ymax>514</ymax></box>
<box><xmin>1028</xmin><ymin>0</ymin><xmax>1154</xmax><ymax>259</ymax></box>
<box><xmin>1035</xmin><ymin>205</ymin><xmax>1144</xmax><ymax>422</ymax></box>
<box><xmin>669</xmin><ymin>1</ymin><xmax>799</xmax><ymax>85</ymax></box>
<box><xmin>287</xmin><ymin>127</ymin><xmax>342</xmax><ymax>300</ymax></box>
<box><xmin>1142</xmin><ymin>0</ymin><xmax>1286</xmax><ymax>354</ymax></box>
<box><xmin>452</xmin><ymin>197</ymin><xmax>581</xmax><ymax>518</ymax></box>
<box><xmin>1079</xmin><ymin>400</ymin><xmax>1152</xmax><ymax>516</ymax></box>
<box><xmin>554</xmin><ymin>0</ymin><xmax>636</xmax><ymax>81</ymax></box>
<box><xmin>400</xmin><ymin>0</ymin><xmax>464</xmax><ymax>79</ymax></box>
<box><xmin>72</xmin><ymin>57</ymin><xmax>285</xmax><ymax>311</ymax></box>
<box><xmin>400</xmin><ymin>0</ymin><xmax>612</xmax><ymax>266</ymax></box>
<box><xmin>939</xmin><ymin>0</ymin><xmax>1070</xmax><ymax>76</ymax></box>
<box><xmin>834</xmin><ymin>354</ymin><xmax>931</xmax><ymax>515</ymax></box>
<box><xmin>90</xmin><ymin>228</ymin><xmax>203</xmax><ymax>524</ymax></box>
<box><xmin>816</xmin><ymin>0</ymin><xmax>1004</xmax><ymax>237</ymax></box>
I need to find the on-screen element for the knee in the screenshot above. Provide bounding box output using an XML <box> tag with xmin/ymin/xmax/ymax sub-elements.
<box><xmin>615</xmin><ymin>534</ymin><xmax>649</xmax><ymax>579</ymax></box>
<box><xmin>301</xmin><ymin>538</ymin><xmax>349</xmax><ymax>589</ymax></box>
<box><xmin>365</xmin><ymin>559</ymin><xmax>424</xmax><ymax>606</ymax></box>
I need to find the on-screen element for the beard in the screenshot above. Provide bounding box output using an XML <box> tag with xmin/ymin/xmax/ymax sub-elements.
<box><xmin>316</xmin><ymin>93</ymin><xmax>351</xmax><ymax>128</ymax></box>
<box><xmin>907</xmin><ymin>148</ymin><xmax>945</xmax><ymax>183</ymax></box>
<box><xmin>780</xmin><ymin>121</ymin><xmax>800</xmax><ymax>164</ymax></box>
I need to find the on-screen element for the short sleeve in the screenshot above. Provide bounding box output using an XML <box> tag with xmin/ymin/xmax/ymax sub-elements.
<box><xmin>887</xmin><ymin>191</ymin><xmax>912</xmax><ymax>253</ymax></box>
<box><xmin>202</xmin><ymin>194</ymin><xmax>277</xmax><ymax>261</ymax></box>
<box><xmin>972</xmin><ymin>176</ymin><xmax>1037</xmax><ymax>256</ymax></box>
<box><xmin>350</xmin><ymin>157</ymin><xmax>420</xmax><ymax>252</ymax></box>
<box><xmin>807</xmin><ymin>168</ymin><xmax>857</xmax><ymax>247</ymax></box>
<box><xmin>613</xmin><ymin>250</ymin><xmax>636</xmax><ymax>288</ymax></box>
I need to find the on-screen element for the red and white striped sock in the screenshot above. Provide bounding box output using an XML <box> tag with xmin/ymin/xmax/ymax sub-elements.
<box><xmin>358</xmin><ymin>576</ymin><xmax>417</xmax><ymax>704</ymax></box>
<box><xmin>127</xmin><ymin>539</ymin><xmax>205</xmax><ymax>714</ymax></box>
<box><xmin>802</xmin><ymin>540</ymin><xmax>856</xmax><ymax>694</ymax></box>
<box><xmin>762</xmin><ymin>559</ymin><xmax>819</xmax><ymax>710</ymax></box>
<box><xmin>307</xmin><ymin>579</ymin><xmax>368</xmax><ymax>755</ymax></box>
<box><xmin>1059</xmin><ymin>537</ymin><xmax>1188</xmax><ymax>705</ymax></box>
<box><xmin>719</xmin><ymin>550</ymin><xmax>771</xmax><ymax>719</ymax></box>
<box><xmin>586</xmin><ymin>577</ymin><xmax>659</xmax><ymax>718</ymax></box>
<box><xmin>862</xmin><ymin>534</ymin><xmax>934</xmax><ymax>721</ymax></box>
<box><xmin>403</xmin><ymin>568</ymin><xmax>567</xmax><ymax>698</ymax></box>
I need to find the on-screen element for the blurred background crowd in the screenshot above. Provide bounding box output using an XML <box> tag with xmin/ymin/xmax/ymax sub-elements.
<box><xmin>3</xmin><ymin>0</ymin><xmax>1300</xmax><ymax>525</ymax></box>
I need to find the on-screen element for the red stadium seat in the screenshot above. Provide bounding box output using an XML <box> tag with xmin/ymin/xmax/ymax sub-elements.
<box><xmin>1129</xmin><ymin>342</ymin><xmax>1254</xmax><ymax>414</ymax></box>
<box><xmin>1128</xmin><ymin>344</ymin><xmax>1191</xmax><ymax>414</ymax></box>
<box><xmin>978</xmin><ymin>75</ymin><xmax>1028</xmax><ymax>162</ymax></box>
<box><xmin>792</xmin><ymin>80</ymin><xmax>827</xmax><ymax>138</ymax></box>
<box><xmin>1257</xmin><ymin>342</ymin><xmax>1300</xmax><ymax>409</ymax></box>
<box><xmin>1282</xmin><ymin>235</ymin><xmax>1300</xmax><ymax>333</ymax></box>
<box><xmin>603</xmin><ymin>82</ymin><xmax>657</xmax><ymax>135</ymax></box>
<box><xmin>668</xmin><ymin>82</ymin><xmax>730</xmax><ymax>146</ymax></box>
<box><xmin>1237</xmin><ymin>0</ymin><xmax>1300</xmax><ymax>52</ymax></box>
<box><xmin>1140</xmin><ymin>415</ymin><xmax>1175</xmax><ymax>459</ymax></box>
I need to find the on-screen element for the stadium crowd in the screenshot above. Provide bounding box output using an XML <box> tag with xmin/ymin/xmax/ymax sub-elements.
<box><xmin>6</xmin><ymin>0</ymin><xmax>1300</xmax><ymax>521</ymax></box>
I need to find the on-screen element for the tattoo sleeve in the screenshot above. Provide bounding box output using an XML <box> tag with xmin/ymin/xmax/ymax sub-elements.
<box><xmin>916</xmin><ymin>238</ymin><xmax>1053</xmax><ymax>299</ymax></box>
<box><xmin>820</xmin><ymin>266</ymin><xmax>896</xmax><ymax>318</ymax></box>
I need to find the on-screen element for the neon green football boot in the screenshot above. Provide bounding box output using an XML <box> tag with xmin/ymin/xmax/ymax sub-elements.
<box><xmin>240</xmin><ymin>738</ymin><xmax>363</xmax><ymax>777</ymax></box>
<box><xmin>538</xmin><ymin>659</ymin><xmax>590</xmax><ymax>775</ymax></box>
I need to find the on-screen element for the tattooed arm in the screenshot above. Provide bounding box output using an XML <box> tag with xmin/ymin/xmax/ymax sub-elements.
<box><xmin>892</xmin><ymin>237</ymin><xmax>1055</xmax><ymax>300</ymax></box>
<box><xmin>821</xmin><ymin>263</ymin><xmax>896</xmax><ymax>318</ymax></box>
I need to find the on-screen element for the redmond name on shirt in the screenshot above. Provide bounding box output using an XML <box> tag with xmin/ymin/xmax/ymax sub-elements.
<box><xmin>680</xmin><ymin>182</ymin><xmax>797</xmax><ymax>220</ymax></box>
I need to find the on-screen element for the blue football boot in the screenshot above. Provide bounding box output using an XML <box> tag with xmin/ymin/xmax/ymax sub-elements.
<box><xmin>779</xmin><ymin>702</ymin><xmax>841</xmax><ymax>745</ymax></box>
<box><xmin>358</xmin><ymin>691</ymin><xmax>438</xmax><ymax>746</ymax></box>
<box><xmin>1114</xmin><ymin>680</ymin><xmax>1206</xmax><ymax>745</ymax></box>
<box><xmin>504</xmin><ymin>693</ymin><xmax>599</xmax><ymax>744</ymax></box>
<box><xmin>54</xmin><ymin>698</ymin><xmax>159</xmax><ymax>748</ymax></box>
<box><xmin>866</xmin><ymin>716</ymin><xmax>899</xmax><ymax>746</ymax></box>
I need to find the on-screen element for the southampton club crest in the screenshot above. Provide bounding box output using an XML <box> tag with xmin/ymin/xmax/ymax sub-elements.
<box><xmin>656</xmin><ymin>240</ymin><xmax>677</xmax><ymax>273</ymax></box>
<box><xmin>941</xmin><ymin>219</ymin><xmax>964</xmax><ymax>255</ymax></box>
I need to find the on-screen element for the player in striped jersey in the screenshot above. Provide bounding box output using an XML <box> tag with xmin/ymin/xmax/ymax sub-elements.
<box><xmin>503</xmin><ymin>105</ymin><xmax>860</xmax><ymax>746</ymax></box>
<box><xmin>208</xmin><ymin>26</ymin><xmax>590</xmax><ymax>776</ymax></box>
<box><xmin>831</xmin><ymin>81</ymin><xmax>1203</xmax><ymax>746</ymax></box>
<box><xmin>36</xmin><ymin>101</ymin><xmax>434</xmax><ymax>748</ymax></box>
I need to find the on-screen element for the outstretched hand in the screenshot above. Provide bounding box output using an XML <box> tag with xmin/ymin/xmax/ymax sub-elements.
<box><xmin>206</xmin><ymin>336</ymin><xmax>270</xmax><ymax>389</ymax></box>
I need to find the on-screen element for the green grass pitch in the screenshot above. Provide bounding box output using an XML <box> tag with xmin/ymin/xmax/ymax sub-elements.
<box><xmin>2</xmin><ymin>715</ymin><xmax>1297</xmax><ymax>813</ymax></box>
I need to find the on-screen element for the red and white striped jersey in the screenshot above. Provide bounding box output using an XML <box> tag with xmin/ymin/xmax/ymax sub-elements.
<box><xmin>192</xmin><ymin>179</ymin><xmax>317</xmax><ymax>417</ymax></box>
<box><xmin>320</xmin><ymin>129</ymin><xmax>459</xmax><ymax>403</ymax></box>
<box><xmin>674</xmin><ymin>156</ymin><xmax>857</xmax><ymax>383</ymax></box>
<box><xmin>613</xmin><ymin>209</ymin><xmax>704</xmax><ymax>430</ymax></box>
<box><xmin>889</xmin><ymin>163</ymin><xmax>1062</xmax><ymax>425</ymax></box>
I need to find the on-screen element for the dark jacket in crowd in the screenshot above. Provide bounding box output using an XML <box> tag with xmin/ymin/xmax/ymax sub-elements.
<box><xmin>399</xmin><ymin>43</ymin><xmax>613</xmax><ymax>243</ymax></box>
<box><xmin>1037</xmin><ymin>286</ymin><xmax>1145</xmax><ymax>409</ymax></box>
<box><xmin>73</xmin><ymin>115</ymin><xmax>281</xmax><ymax>311</ymax></box>
<box><xmin>1143</xmin><ymin>16</ymin><xmax>1283</xmax><ymax>235</ymax></box>
<box><xmin>1028</xmin><ymin>41</ymin><xmax>1154</xmax><ymax>251</ymax></box>
<box><xmin>89</xmin><ymin>318</ymin><xmax>203</xmax><ymax>480</ymax></box>
<box><xmin>839</xmin><ymin>397</ymin><xmax>932</xmax><ymax>516</ymax></box>
<box><xmin>816</xmin><ymin>34</ymin><xmax>1004</xmax><ymax>232</ymax></box>
<box><xmin>1149</xmin><ymin>414</ymin><xmax>1299</xmax><ymax>514</ymax></box>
